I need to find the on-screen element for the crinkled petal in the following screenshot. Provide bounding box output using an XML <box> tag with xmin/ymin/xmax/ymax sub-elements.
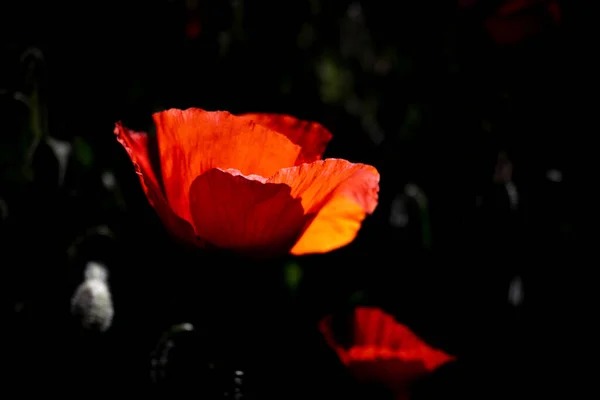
<box><xmin>267</xmin><ymin>159</ymin><xmax>380</xmax><ymax>255</ymax></box>
<box><xmin>114</xmin><ymin>123</ymin><xmax>198</xmax><ymax>245</ymax></box>
<box><xmin>154</xmin><ymin>108</ymin><xmax>303</xmax><ymax>223</ymax></box>
<box><xmin>240</xmin><ymin>113</ymin><xmax>333</xmax><ymax>164</ymax></box>
<box><xmin>188</xmin><ymin>168</ymin><xmax>307</xmax><ymax>256</ymax></box>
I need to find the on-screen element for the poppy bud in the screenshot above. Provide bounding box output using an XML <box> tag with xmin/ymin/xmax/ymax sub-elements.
<box><xmin>70</xmin><ymin>261</ymin><xmax>114</xmax><ymax>332</ymax></box>
<box><xmin>508</xmin><ymin>275</ymin><xmax>524</xmax><ymax>306</ymax></box>
<box><xmin>150</xmin><ymin>322</ymin><xmax>245</xmax><ymax>396</ymax></box>
<box><xmin>232</xmin><ymin>370</ymin><xmax>244</xmax><ymax>400</ymax></box>
<box><xmin>546</xmin><ymin>169</ymin><xmax>562</xmax><ymax>183</ymax></box>
<box><xmin>150</xmin><ymin>322</ymin><xmax>194</xmax><ymax>384</ymax></box>
<box><xmin>101</xmin><ymin>170</ymin><xmax>117</xmax><ymax>191</ymax></box>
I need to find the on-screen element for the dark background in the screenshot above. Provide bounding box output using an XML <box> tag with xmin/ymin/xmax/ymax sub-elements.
<box><xmin>1</xmin><ymin>0</ymin><xmax>593</xmax><ymax>398</ymax></box>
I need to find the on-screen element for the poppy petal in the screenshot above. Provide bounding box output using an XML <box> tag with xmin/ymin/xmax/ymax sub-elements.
<box><xmin>319</xmin><ymin>307</ymin><xmax>455</xmax><ymax>397</ymax></box>
<box><xmin>188</xmin><ymin>168</ymin><xmax>307</xmax><ymax>256</ymax></box>
<box><xmin>267</xmin><ymin>159</ymin><xmax>379</xmax><ymax>255</ymax></box>
<box><xmin>153</xmin><ymin>108</ymin><xmax>303</xmax><ymax>224</ymax></box>
<box><xmin>114</xmin><ymin>123</ymin><xmax>198</xmax><ymax>245</ymax></box>
<box><xmin>348</xmin><ymin>357</ymin><xmax>448</xmax><ymax>392</ymax></box>
<box><xmin>240</xmin><ymin>113</ymin><xmax>333</xmax><ymax>164</ymax></box>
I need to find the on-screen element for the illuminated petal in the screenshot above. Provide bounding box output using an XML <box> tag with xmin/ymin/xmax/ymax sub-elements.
<box><xmin>114</xmin><ymin>123</ymin><xmax>198</xmax><ymax>245</ymax></box>
<box><xmin>240</xmin><ymin>113</ymin><xmax>333</xmax><ymax>163</ymax></box>
<box><xmin>267</xmin><ymin>159</ymin><xmax>379</xmax><ymax>255</ymax></box>
<box><xmin>188</xmin><ymin>168</ymin><xmax>307</xmax><ymax>256</ymax></box>
<box><xmin>153</xmin><ymin>108</ymin><xmax>302</xmax><ymax>223</ymax></box>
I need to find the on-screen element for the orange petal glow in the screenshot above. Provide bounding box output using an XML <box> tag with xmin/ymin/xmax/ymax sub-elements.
<box><xmin>153</xmin><ymin>108</ymin><xmax>303</xmax><ymax>223</ymax></box>
<box><xmin>186</xmin><ymin>159</ymin><xmax>378</xmax><ymax>256</ymax></box>
<box><xmin>268</xmin><ymin>159</ymin><xmax>379</xmax><ymax>255</ymax></box>
<box><xmin>240</xmin><ymin>113</ymin><xmax>333</xmax><ymax>164</ymax></box>
<box><xmin>116</xmin><ymin>109</ymin><xmax>380</xmax><ymax>256</ymax></box>
<box><xmin>114</xmin><ymin>123</ymin><xmax>198</xmax><ymax>246</ymax></box>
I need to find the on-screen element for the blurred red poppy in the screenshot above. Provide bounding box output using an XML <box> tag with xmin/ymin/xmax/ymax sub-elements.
<box><xmin>185</xmin><ymin>17</ymin><xmax>202</xmax><ymax>40</ymax></box>
<box><xmin>184</xmin><ymin>2</ymin><xmax>202</xmax><ymax>40</ymax></box>
<box><xmin>319</xmin><ymin>307</ymin><xmax>455</xmax><ymax>400</ymax></box>
<box><xmin>115</xmin><ymin>108</ymin><xmax>379</xmax><ymax>257</ymax></box>
<box><xmin>460</xmin><ymin>0</ymin><xmax>561</xmax><ymax>45</ymax></box>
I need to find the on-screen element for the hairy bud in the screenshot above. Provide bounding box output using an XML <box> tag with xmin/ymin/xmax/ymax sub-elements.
<box><xmin>71</xmin><ymin>261</ymin><xmax>114</xmax><ymax>332</ymax></box>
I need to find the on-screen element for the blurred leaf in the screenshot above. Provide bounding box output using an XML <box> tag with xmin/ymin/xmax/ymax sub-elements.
<box><xmin>309</xmin><ymin>0</ymin><xmax>321</xmax><ymax>15</ymax></box>
<box><xmin>231</xmin><ymin>0</ymin><xmax>245</xmax><ymax>42</ymax></box>
<box><xmin>405</xmin><ymin>104</ymin><xmax>421</xmax><ymax>126</ymax></box>
<box><xmin>0</xmin><ymin>196</ymin><xmax>8</xmax><ymax>222</ymax></box>
<box><xmin>29</xmin><ymin>89</ymin><xmax>44</xmax><ymax>142</ymax></box>
<box><xmin>284</xmin><ymin>261</ymin><xmax>303</xmax><ymax>294</ymax></box>
<box><xmin>0</xmin><ymin>91</ymin><xmax>32</xmax><ymax>183</ymax></box>
<box><xmin>405</xmin><ymin>183</ymin><xmax>432</xmax><ymax>250</ymax></box>
<box><xmin>349</xmin><ymin>290</ymin><xmax>365</xmax><ymax>305</ymax></box>
<box><xmin>316</xmin><ymin>55</ymin><xmax>353</xmax><ymax>104</ymax></box>
<box><xmin>31</xmin><ymin>139</ymin><xmax>59</xmax><ymax>188</ymax></box>
<box><xmin>47</xmin><ymin>137</ymin><xmax>72</xmax><ymax>186</ymax></box>
<box><xmin>73</xmin><ymin>136</ymin><xmax>95</xmax><ymax>168</ymax></box>
<box><xmin>398</xmin><ymin>104</ymin><xmax>422</xmax><ymax>141</ymax></box>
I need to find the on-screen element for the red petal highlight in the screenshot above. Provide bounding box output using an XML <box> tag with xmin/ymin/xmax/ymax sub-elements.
<box><xmin>240</xmin><ymin>113</ymin><xmax>333</xmax><ymax>164</ymax></box>
<box><xmin>153</xmin><ymin>108</ymin><xmax>303</xmax><ymax>224</ymax></box>
<box><xmin>188</xmin><ymin>168</ymin><xmax>307</xmax><ymax>256</ymax></box>
<box><xmin>267</xmin><ymin>159</ymin><xmax>379</xmax><ymax>255</ymax></box>
<box><xmin>114</xmin><ymin>123</ymin><xmax>198</xmax><ymax>245</ymax></box>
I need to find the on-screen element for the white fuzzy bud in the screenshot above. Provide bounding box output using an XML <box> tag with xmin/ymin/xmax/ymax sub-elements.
<box><xmin>71</xmin><ymin>261</ymin><xmax>114</xmax><ymax>332</ymax></box>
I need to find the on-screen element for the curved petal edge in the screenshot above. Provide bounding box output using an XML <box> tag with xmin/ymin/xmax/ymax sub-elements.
<box><xmin>267</xmin><ymin>159</ymin><xmax>380</xmax><ymax>255</ymax></box>
<box><xmin>240</xmin><ymin>113</ymin><xmax>333</xmax><ymax>164</ymax></box>
<box><xmin>114</xmin><ymin>122</ymin><xmax>199</xmax><ymax>246</ymax></box>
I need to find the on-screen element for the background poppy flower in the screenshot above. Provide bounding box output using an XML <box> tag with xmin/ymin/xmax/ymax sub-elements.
<box><xmin>319</xmin><ymin>307</ymin><xmax>455</xmax><ymax>400</ymax></box>
<box><xmin>114</xmin><ymin>108</ymin><xmax>379</xmax><ymax>257</ymax></box>
<box><xmin>459</xmin><ymin>0</ymin><xmax>561</xmax><ymax>45</ymax></box>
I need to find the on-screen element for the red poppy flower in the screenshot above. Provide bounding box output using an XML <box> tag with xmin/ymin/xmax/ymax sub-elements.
<box><xmin>319</xmin><ymin>307</ymin><xmax>455</xmax><ymax>400</ymax></box>
<box><xmin>458</xmin><ymin>0</ymin><xmax>560</xmax><ymax>45</ymax></box>
<box><xmin>114</xmin><ymin>108</ymin><xmax>379</xmax><ymax>257</ymax></box>
<box><xmin>483</xmin><ymin>0</ymin><xmax>561</xmax><ymax>45</ymax></box>
<box><xmin>185</xmin><ymin>17</ymin><xmax>202</xmax><ymax>40</ymax></box>
<box><xmin>184</xmin><ymin>0</ymin><xmax>202</xmax><ymax>40</ymax></box>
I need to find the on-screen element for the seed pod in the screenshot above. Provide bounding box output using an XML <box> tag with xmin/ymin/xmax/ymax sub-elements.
<box><xmin>71</xmin><ymin>261</ymin><xmax>114</xmax><ymax>332</ymax></box>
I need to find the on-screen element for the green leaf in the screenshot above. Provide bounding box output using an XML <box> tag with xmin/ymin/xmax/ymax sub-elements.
<box><xmin>349</xmin><ymin>290</ymin><xmax>365</xmax><ymax>305</ymax></box>
<box><xmin>73</xmin><ymin>136</ymin><xmax>94</xmax><ymax>168</ymax></box>
<box><xmin>405</xmin><ymin>183</ymin><xmax>432</xmax><ymax>250</ymax></box>
<box><xmin>283</xmin><ymin>261</ymin><xmax>303</xmax><ymax>294</ymax></box>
